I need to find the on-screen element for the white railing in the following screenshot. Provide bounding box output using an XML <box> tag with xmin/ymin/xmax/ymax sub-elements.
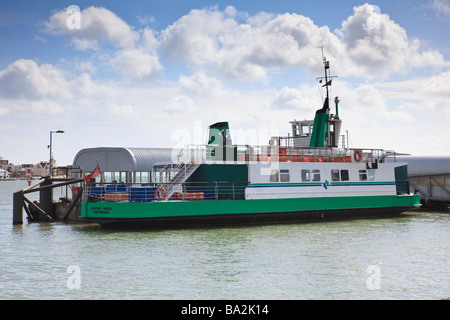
<box><xmin>172</xmin><ymin>143</ymin><xmax>390</xmax><ymax>164</ymax></box>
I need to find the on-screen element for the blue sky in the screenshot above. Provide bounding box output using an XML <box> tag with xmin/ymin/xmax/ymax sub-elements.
<box><xmin>1</xmin><ymin>0</ymin><xmax>449</xmax><ymax>166</ymax></box>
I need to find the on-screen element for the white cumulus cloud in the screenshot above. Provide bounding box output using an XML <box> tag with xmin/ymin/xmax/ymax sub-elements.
<box><xmin>43</xmin><ymin>6</ymin><xmax>138</xmax><ymax>49</ymax></box>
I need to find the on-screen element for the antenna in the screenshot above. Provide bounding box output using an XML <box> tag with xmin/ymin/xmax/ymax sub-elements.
<box><xmin>316</xmin><ymin>47</ymin><xmax>337</xmax><ymax>111</ymax></box>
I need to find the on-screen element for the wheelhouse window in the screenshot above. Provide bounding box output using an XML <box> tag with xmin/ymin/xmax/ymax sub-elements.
<box><xmin>280</xmin><ymin>169</ymin><xmax>290</xmax><ymax>182</ymax></box>
<box><xmin>270</xmin><ymin>169</ymin><xmax>279</xmax><ymax>182</ymax></box>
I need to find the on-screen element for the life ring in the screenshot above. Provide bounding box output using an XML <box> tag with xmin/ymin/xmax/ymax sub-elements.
<box><xmin>154</xmin><ymin>187</ymin><xmax>167</xmax><ymax>201</ymax></box>
<box><xmin>354</xmin><ymin>150</ymin><xmax>362</xmax><ymax>162</ymax></box>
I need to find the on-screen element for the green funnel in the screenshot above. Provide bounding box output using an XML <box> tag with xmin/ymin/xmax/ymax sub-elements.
<box><xmin>207</xmin><ymin>122</ymin><xmax>232</xmax><ymax>145</ymax></box>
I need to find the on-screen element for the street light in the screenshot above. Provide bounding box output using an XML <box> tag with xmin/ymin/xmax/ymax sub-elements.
<box><xmin>49</xmin><ymin>130</ymin><xmax>64</xmax><ymax>177</ymax></box>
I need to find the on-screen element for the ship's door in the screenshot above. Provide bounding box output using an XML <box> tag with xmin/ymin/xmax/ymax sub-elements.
<box><xmin>394</xmin><ymin>165</ymin><xmax>410</xmax><ymax>195</ymax></box>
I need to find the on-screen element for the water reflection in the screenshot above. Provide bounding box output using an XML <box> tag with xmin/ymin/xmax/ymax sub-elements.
<box><xmin>1</xmin><ymin>180</ymin><xmax>449</xmax><ymax>299</ymax></box>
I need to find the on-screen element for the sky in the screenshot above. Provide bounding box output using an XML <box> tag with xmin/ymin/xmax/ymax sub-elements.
<box><xmin>1</xmin><ymin>0</ymin><xmax>449</xmax><ymax>166</ymax></box>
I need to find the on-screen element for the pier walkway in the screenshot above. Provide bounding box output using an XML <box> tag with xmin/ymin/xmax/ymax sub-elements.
<box><xmin>394</xmin><ymin>156</ymin><xmax>450</xmax><ymax>209</ymax></box>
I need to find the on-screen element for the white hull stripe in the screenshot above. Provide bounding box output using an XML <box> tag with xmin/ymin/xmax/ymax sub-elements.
<box><xmin>247</xmin><ymin>182</ymin><xmax>395</xmax><ymax>188</ymax></box>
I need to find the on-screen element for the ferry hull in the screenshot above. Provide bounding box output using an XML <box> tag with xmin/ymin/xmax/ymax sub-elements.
<box><xmin>81</xmin><ymin>194</ymin><xmax>420</xmax><ymax>228</ymax></box>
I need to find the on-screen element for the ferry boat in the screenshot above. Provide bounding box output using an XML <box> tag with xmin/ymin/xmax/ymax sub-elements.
<box><xmin>79</xmin><ymin>58</ymin><xmax>420</xmax><ymax>227</ymax></box>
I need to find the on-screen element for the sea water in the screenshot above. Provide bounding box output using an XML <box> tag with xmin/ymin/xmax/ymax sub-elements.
<box><xmin>0</xmin><ymin>180</ymin><xmax>448</xmax><ymax>300</ymax></box>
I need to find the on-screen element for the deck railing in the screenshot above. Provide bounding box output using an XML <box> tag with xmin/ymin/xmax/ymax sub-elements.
<box><xmin>82</xmin><ymin>181</ymin><xmax>248</xmax><ymax>203</ymax></box>
<box><xmin>175</xmin><ymin>144</ymin><xmax>392</xmax><ymax>164</ymax></box>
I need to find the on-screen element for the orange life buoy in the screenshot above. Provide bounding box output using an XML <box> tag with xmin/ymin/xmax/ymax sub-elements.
<box><xmin>154</xmin><ymin>187</ymin><xmax>167</xmax><ymax>201</ymax></box>
<box><xmin>354</xmin><ymin>150</ymin><xmax>362</xmax><ymax>162</ymax></box>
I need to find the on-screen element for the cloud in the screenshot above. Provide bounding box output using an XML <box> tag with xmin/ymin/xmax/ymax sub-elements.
<box><xmin>42</xmin><ymin>7</ymin><xmax>162</xmax><ymax>80</ymax></box>
<box><xmin>110</xmin><ymin>49</ymin><xmax>162</xmax><ymax>80</ymax></box>
<box><xmin>0</xmin><ymin>105</ymin><xmax>10</xmax><ymax>116</ymax></box>
<box><xmin>269</xmin><ymin>80</ymin><xmax>414</xmax><ymax>130</ymax></box>
<box><xmin>429</xmin><ymin>0</ymin><xmax>450</xmax><ymax>17</ymax></box>
<box><xmin>178</xmin><ymin>71</ymin><xmax>227</xmax><ymax>97</ymax></box>
<box><xmin>338</xmin><ymin>4</ymin><xmax>447</xmax><ymax>77</ymax></box>
<box><xmin>0</xmin><ymin>59</ymin><xmax>120</xmax><ymax>116</ymax></box>
<box><xmin>159</xmin><ymin>4</ymin><xmax>447</xmax><ymax>81</ymax></box>
<box><xmin>375</xmin><ymin>70</ymin><xmax>450</xmax><ymax>115</ymax></box>
<box><xmin>160</xmin><ymin>8</ymin><xmax>327</xmax><ymax>80</ymax></box>
<box><xmin>163</xmin><ymin>95</ymin><xmax>196</xmax><ymax>114</ymax></box>
<box><xmin>40</xmin><ymin>4</ymin><xmax>448</xmax><ymax>82</ymax></box>
<box><xmin>43</xmin><ymin>6</ymin><xmax>138</xmax><ymax>49</ymax></box>
<box><xmin>160</xmin><ymin>6</ymin><xmax>238</xmax><ymax>65</ymax></box>
<box><xmin>271</xmin><ymin>85</ymin><xmax>320</xmax><ymax>111</ymax></box>
<box><xmin>0</xmin><ymin>59</ymin><xmax>71</xmax><ymax>100</ymax></box>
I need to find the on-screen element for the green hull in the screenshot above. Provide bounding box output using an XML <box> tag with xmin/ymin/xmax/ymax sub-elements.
<box><xmin>81</xmin><ymin>194</ymin><xmax>420</xmax><ymax>226</ymax></box>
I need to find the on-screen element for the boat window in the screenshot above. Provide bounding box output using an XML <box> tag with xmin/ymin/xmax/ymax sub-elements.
<box><xmin>301</xmin><ymin>125</ymin><xmax>310</xmax><ymax>137</ymax></box>
<box><xmin>104</xmin><ymin>172</ymin><xmax>112</xmax><ymax>183</ymax></box>
<box><xmin>312</xmin><ymin>169</ymin><xmax>321</xmax><ymax>182</ymax></box>
<box><xmin>331</xmin><ymin>169</ymin><xmax>340</xmax><ymax>181</ymax></box>
<box><xmin>270</xmin><ymin>169</ymin><xmax>279</xmax><ymax>182</ymax></box>
<box><xmin>341</xmin><ymin>170</ymin><xmax>349</xmax><ymax>181</ymax></box>
<box><xmin>280</xmin><ymin>169</ymin><xmax>290</xmax><ymax>182</ymax></box>
<box><xmin>359</xmin><ymin>170</ymin><xmax>367</xmax><ymax>181</ymax></box>
<box><xmin>293</xmin><ymin>124</ymin><xmax>300</xmax><ymax>136</ymax></box>
<box><xmin>301</xmin><ymin>169</ymin><xmax>311</xmax><ymax>181</ymax></box>
<box><xmin>368</xmin><ymin>169</ymin><xmax>375</xmax><ymax>182</ymax></box>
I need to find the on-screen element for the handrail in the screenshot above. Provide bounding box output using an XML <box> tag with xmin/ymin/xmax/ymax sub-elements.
<box><xmin>82</xmin><ymin>180</ymin><xmax>248</xmax><ymax>203</ymax></box>
<box><xmin>171</xmin><ymin>143</ymin><xmax>391</xmax><ymax>164</ymax></box>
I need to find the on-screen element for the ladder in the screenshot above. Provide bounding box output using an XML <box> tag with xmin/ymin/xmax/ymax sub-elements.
<box><xmin>158</xmin><ymin>162</ymin><xmax>200</xmax><ymax>200</ymax></box>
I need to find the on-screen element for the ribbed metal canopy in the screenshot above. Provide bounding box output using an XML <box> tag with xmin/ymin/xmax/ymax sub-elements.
<box><xmin>389</xmin><ymin>156</ymin><xmax>450</xmax><ymax>176</ymax></box>
<box><xmin>73</xmin><ymin>147</ymin><xmax>176</xmax><ymax>172</ymax></box>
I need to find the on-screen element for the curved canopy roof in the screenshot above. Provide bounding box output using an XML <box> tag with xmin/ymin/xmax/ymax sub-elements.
<box><xmin>72</xmin><ymin>147</ymin><xmax>177</xmax><ymax>172</ymax></box>
<box><xmin>390</xmin><ymin>156</ymin><xmax>450</xmax><ymax>176</ymax></box>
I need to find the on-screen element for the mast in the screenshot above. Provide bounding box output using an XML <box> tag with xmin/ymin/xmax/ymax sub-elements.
<box><xmin>310</xmin><ymin>52</ymin><xmax>340</xmax><ymax>148</ymax></box>
<box><xmin>323</xmin><ymin>53</ymin><xmax>330</xmax><ymax>110</ymax></box>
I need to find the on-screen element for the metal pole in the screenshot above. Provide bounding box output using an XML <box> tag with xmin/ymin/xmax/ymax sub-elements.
<box><xmin>49</xmin><ymin>131</ymin><xmax>53</xmax><ymax>176</ymax></box>
<box><xmin>49</xmin><ymin>130</ymin><xmax>64</xmax><ymax>177</ymax></box>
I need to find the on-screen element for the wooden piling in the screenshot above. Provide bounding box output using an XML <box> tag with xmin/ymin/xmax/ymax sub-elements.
<box><xmin>39</xmin><ymin>178</ymin><xmax>53</xmax><ymax>220</ymax></box>
<box><xmin>12</xmin><ymin>177</ymin><xmax>85</xmax><ymax>224</ymax></box>
<box><xmin>13</xmin><ymin>191</ymin><xmax>24</xmax><ymax>225</ymax></box>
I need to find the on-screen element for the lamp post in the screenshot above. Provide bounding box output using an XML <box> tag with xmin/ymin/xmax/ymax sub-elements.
<box><xmin>49</xmin><ymin>130</ymin><xmax>64</xmax><ymax>177</ymax></box>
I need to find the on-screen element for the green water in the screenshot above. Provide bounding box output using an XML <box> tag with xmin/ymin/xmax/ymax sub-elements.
<box><xmin>1</xmin><ymin>180</ymin><xmax>448</xmax><ymax>299</ymax></box>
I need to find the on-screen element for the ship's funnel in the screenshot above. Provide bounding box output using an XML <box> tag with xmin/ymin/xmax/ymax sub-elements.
<box><xmin>309</xmin><ymin>97</ymin><xmax>342</xmax><ymax>148</ymax></box>
<box><xmin>309</xmin><ymin>98</ymin><xmax>330</xmax><ymax>147</ymax></box>
<box><xmin>207</xmin><ymin>122</ymin><xmax>232</xmax><ymax>145</ymax></box>
<box><xmin>206</xmin><ymin>122</ymin><xmax>237</xmax><ymax>161</ymax></box>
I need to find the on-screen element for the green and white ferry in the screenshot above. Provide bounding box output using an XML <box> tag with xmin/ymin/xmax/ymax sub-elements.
<box><xmin>79</xmin><ymin>58</ymin><xmax>420</xmax><ymax>227</ymax></box>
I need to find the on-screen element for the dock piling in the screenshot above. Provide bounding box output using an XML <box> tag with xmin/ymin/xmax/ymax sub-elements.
<box><xmin>13</xmin><ymin>191</ymin><xmax>24</xmax><ymax>225</ymax></box>
<box><xmin>12</xmin><ymin>177</ymin><xmax>85</xmax><ymax>224</ymax></box>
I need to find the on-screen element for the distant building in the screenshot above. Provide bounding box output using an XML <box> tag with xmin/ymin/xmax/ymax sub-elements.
<box><xmin>0</xmin><ymin>157</ymin><xmax>71</xmax><ymax>179</ymax></box>
<box><xmin>32</xmin><ymin>161</ymin><xmax>49</xmax><ymax>177</ymax></box>
<box><xmin>0</xmin><ymin>168</ymin><xmax>10</xmax><ymax>179</ymax></box>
